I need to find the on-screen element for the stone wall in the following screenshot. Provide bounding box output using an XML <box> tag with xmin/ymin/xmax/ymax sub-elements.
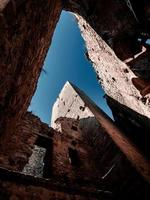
<box><xmin>0</xmin><ymin>1</ymin><xmax>150</xmax><ymax>198</ymax></box>
<box><xmin>0</xmin><ymin>168</ymin><xmax>100</xmax><ymax>200</ymax></box>
<box><xmin>0</xmin><ymin>111</ymin><xmax>108</xmax><ymax>199</ymax></box>
<box><xmin>51</xmin><ymin>82</ymin><xmax>119</xmax><ymax>181</ymax></box>
<box><xmin>63</xmin><ymin>1</ymin><xmax>150</xmax><ymax>150</ymax></box>
<box><xmin>51</xmin><ymin>82</ymin><xmax>150</xmax><ymax>197</ymax></box>
<box><xmin>52</xmin><ymin>117</ymin><xmax>115</xmax><ymax>184</ymax></box>
<box><xmin>0</xmin><ymin>0</ymin><xmax>62</xmax><ymax>142</ymax></box>
<box><xmin>63</xmin><ymin>2</ymin><xmax>150</xmax><ymax>166</ymax></box>
<box><xmin>0</xmin><ymin>0</ymin><xmax>150</xmax><ymax>163</ymax></box>
<box><xmin>64</xmin><ymin>0</ymin><xmax>141</xmax><ymax>60</ymax></box>
<box><xmin>0</xmin><ymin>112</ymin><xmax>53</xmax><ymax>171</ymax></box>
<box><xmin>73</xmin><ymin>13</ymin><xmax>150</xmax><ymax>120</ymax></box>
<box><xmin>0</xmin><ymin>86</ymin><xmax>148</xmax><ymax>199</ymax></box>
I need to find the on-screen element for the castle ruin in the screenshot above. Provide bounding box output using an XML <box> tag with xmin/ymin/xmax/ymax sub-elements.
<box><xmin>0</xmin><ymin>0</ymin><xmax>150</xmax><ymax>199</ymax></box>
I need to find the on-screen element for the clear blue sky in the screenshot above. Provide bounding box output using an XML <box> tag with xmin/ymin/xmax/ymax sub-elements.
<box><xmin>28</xmin><ymin>11</ymin><xmax>112</xmax><ymax>124</ymax></box>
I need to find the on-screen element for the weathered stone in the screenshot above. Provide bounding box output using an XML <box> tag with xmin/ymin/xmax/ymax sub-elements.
<box><xmin>0</xmin><ymin>0</ymin><xmax>150</xmax><ymax>152</ymax></box>
<box><xmin>0</xmin><ymin>1</ymin><xmax>150</xmax><ymax>199</ymax></box>
<box><xmin>0</xmin><ymin>82</ymin><xmax>149</xmax><ymax>199</ymax></box>
<box><xmin>0</xmin><ymin>0</ymin><xmax>62</xmax><ymax>141</ymax></box>
<box><xmin>74</xmin><ymin>13</ymin><xmax>150</xmax><ymax>119</ymax></box>
<box><xmin>51</xmin><ymin>82</ymin><xmax>150</xmax><ymax>190</ymax></box>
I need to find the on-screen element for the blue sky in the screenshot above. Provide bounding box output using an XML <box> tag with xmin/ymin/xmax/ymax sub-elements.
<box><xmin>28</xmin><ymin>11</ymin><xmax>112</xmax><ymax>124</ymax></box>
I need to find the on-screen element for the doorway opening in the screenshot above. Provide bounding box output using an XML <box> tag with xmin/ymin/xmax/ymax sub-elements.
<box><xmin>23</xmin><ymin>135</ymin><xmax>53</xmax><ymax>178</ymax></box>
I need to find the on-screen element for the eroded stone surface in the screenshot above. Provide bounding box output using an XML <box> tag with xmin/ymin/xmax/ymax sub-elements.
<box><xmin>51</xmin><ymin>82</ymin><xmax>150</xmax><ymax>183</ymax></box>
<box><xmin>0</xmin><ymin>112</ymin><xmax>53</xmax><ymax>171</ymax></box>
<box><xmin>0</xmin><ymin>1</ymin><xmax>150</xmax><ymax>199</ymax></box>
<box><xmin>51</xmin><ymin>81</ymin><xmax>94</xmax><ymax>127</ymax></box>
<box><xmin>0</xmin><ymin>0</ymin><xmax>62</xmax><ymax>141</ymax></box>
<box><xmin>75</xmin><ymin>14</ymin><xmax>150</xmax><ymax>119</ymax></box>
<box><xmin>0</xmin><ymin>83</ymin><xmax>149</xmax><ymax>199</ymax></box>
<box><xmin>23</xmin><ymin>145</ymin><xmax>46</xmax><ymax>177</ymax></box>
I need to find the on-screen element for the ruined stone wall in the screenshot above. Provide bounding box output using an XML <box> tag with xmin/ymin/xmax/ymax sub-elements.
<box><xmin>51</xmin><ymin>82</ymin><xmax>119</xmax><ymax>180</ymax></box>
<box><xmin>73</xmin><ymin>12</ymin><xmax>150</xmax><ymax>119</ymax></box>
<box><xmin>0</xmin><ymin>1</ymin><xmax>149</xmax><ymax>198</ymax></box>
<box><xmin>0</xmin><ymin>169</ymin><xmax>99</xmax><ymax>200</ymax></box>
<box><xmin>0</xmin><ymin>85</ymin><xmax>148</xmax><ymax>199</ymax></box>
<box><xmin>0</xmin><ymin>0</ymin><xmax>149</xmax><ymax>160</ymax></box>
<box><xmin>0</xmin><ymin>0</ymin><xmax>62</xmax><ymax>142</ymax></box>
<box><xmin>73</xmin><ymin>13</ymin><xmax>150</xmax><ymax>157</ymax></box>
<box><xmin>63</xmin><ymin>1</ymin><xmax>150</xmax><ymax>141</ymax></box>
<box><xmin>51</xmin><ymin>82</ymin><xmax>150</xmax><ymax>197</ymax></box>
<box><xmin>63</xmin><ymin>2</ymin><xmax>150</xmax><ymax>165</ymax></box>
<box><xmin>0</xmin><ymin>112</ymin><xmax>53</xmax><ymax>171</ymax></box>
<box><xmin>64</xmin><ymin>0</ymin><xmax>140</xmax><ymax>60</ymax></box>
<box><xmin>0</xmin><ymin>110</ymin><xmax>114</xmax><ymax>199</ymax></box>
<box><xmin>52</xmin><ymin>117</ymin><xmax>110</xmax><ymax>183</ymax></box>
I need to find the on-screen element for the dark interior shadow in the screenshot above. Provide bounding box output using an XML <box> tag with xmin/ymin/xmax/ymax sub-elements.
<box><xmin>65</xmin><ymin>0</ymin><xmax>150</xmax><ymax>61</ymax></box>
<box><xmin>52</xmin><ymin>116</ymin><xmax>150</xmax><ymax>199</ymax></box>
<box><xmin>106</xmin><ymin>95</ymin><xmax>150</xmax><ymax>159</ymax></box>
<box><xmin>128</xmin><ymin>49</ymin><xmax>150</xmax><ymax>79</ymax></box>
<box><xmin>0</xmin><ymin>113</ymin><xmax>148</xmax><ymax>199</ymax></box>
<box><xmin>64</xmin><ymin>0</ymin><xmax>150</xmax><ymax>94</ymax></box>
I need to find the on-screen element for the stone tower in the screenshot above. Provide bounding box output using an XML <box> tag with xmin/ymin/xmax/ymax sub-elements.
<box><xmin>0</xmin><ymin>82</ymin><xmax>149</xmax><ymax>199</ymax></box>
<box><xmin>0</xmin><ymin>0</ymin><xmax>150</xmax><ymax>199</ymax></box>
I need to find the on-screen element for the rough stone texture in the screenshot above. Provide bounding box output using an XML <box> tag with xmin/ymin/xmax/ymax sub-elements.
<box><xmin>0</xmin><ymin>83</ymin><xmax>149</xmax><ymax>199</ymax></box>
<box><xmin>51</xmin><ymin>82</ymin><xmax>150</xmax><ymax>196</ymax></box>
<box><xmin>0</xmin><ymin>0</ymin><xmax>150</xmax><ymax>198</ymax></box>
<box><xmin>0</xmin><ymin>168</ymin><xmax>99</xmax><ymax>200</ymax></box>
<box><xmin>74</xmin><ymin>13</ymin><xmax>150</xmax><ymax>119</ymax></box>
<box><xmin>63</xmin><ymin>1</ymin><xmax>150</xmax><ymax>163</ymax></box>
<box><xmin>0</xmin><ymin>111</ymin><xmax>112</xmax><ymax>199</ymax></box>
<box><xmin>23</xmin><ymin>145</ymin><xmax>46</xmax><ymax>177</ymax></box>
<box><xmin>64</xmin><ymin>0</ymin><xmax>149</xmax><ymax>61</ymax></box>
<box><xmin>69</xmin><ymin>12</ymin><xmax>150</xmax><ymax>165</ymax></box>
<box><xmin>52</xmin><ymin>117</ymin><xmax>117</xmax><ymax>186</ymax></box>
<box><xmin>68</xmin><ymin>82</ymin><xmax>150</xmax><ymax>182</ymax></box>
<box><xmin>0</xmin><ymin>0</ymin><xmax>62</xmax><ymax>142</ymax></box>
<box><xmin>51</xmin><ymin>81</ymin><xmax>95</xmax><ymax>127</ymax></box>
<box><xmin>0</xmin><ymin>0</ymin><xmax>150</xmax><ymax>160</ymax></box>
<box><xmin>0</xmin><ymin>112</ymin><xmax>53</xmax><ymax>171</ymax></box>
